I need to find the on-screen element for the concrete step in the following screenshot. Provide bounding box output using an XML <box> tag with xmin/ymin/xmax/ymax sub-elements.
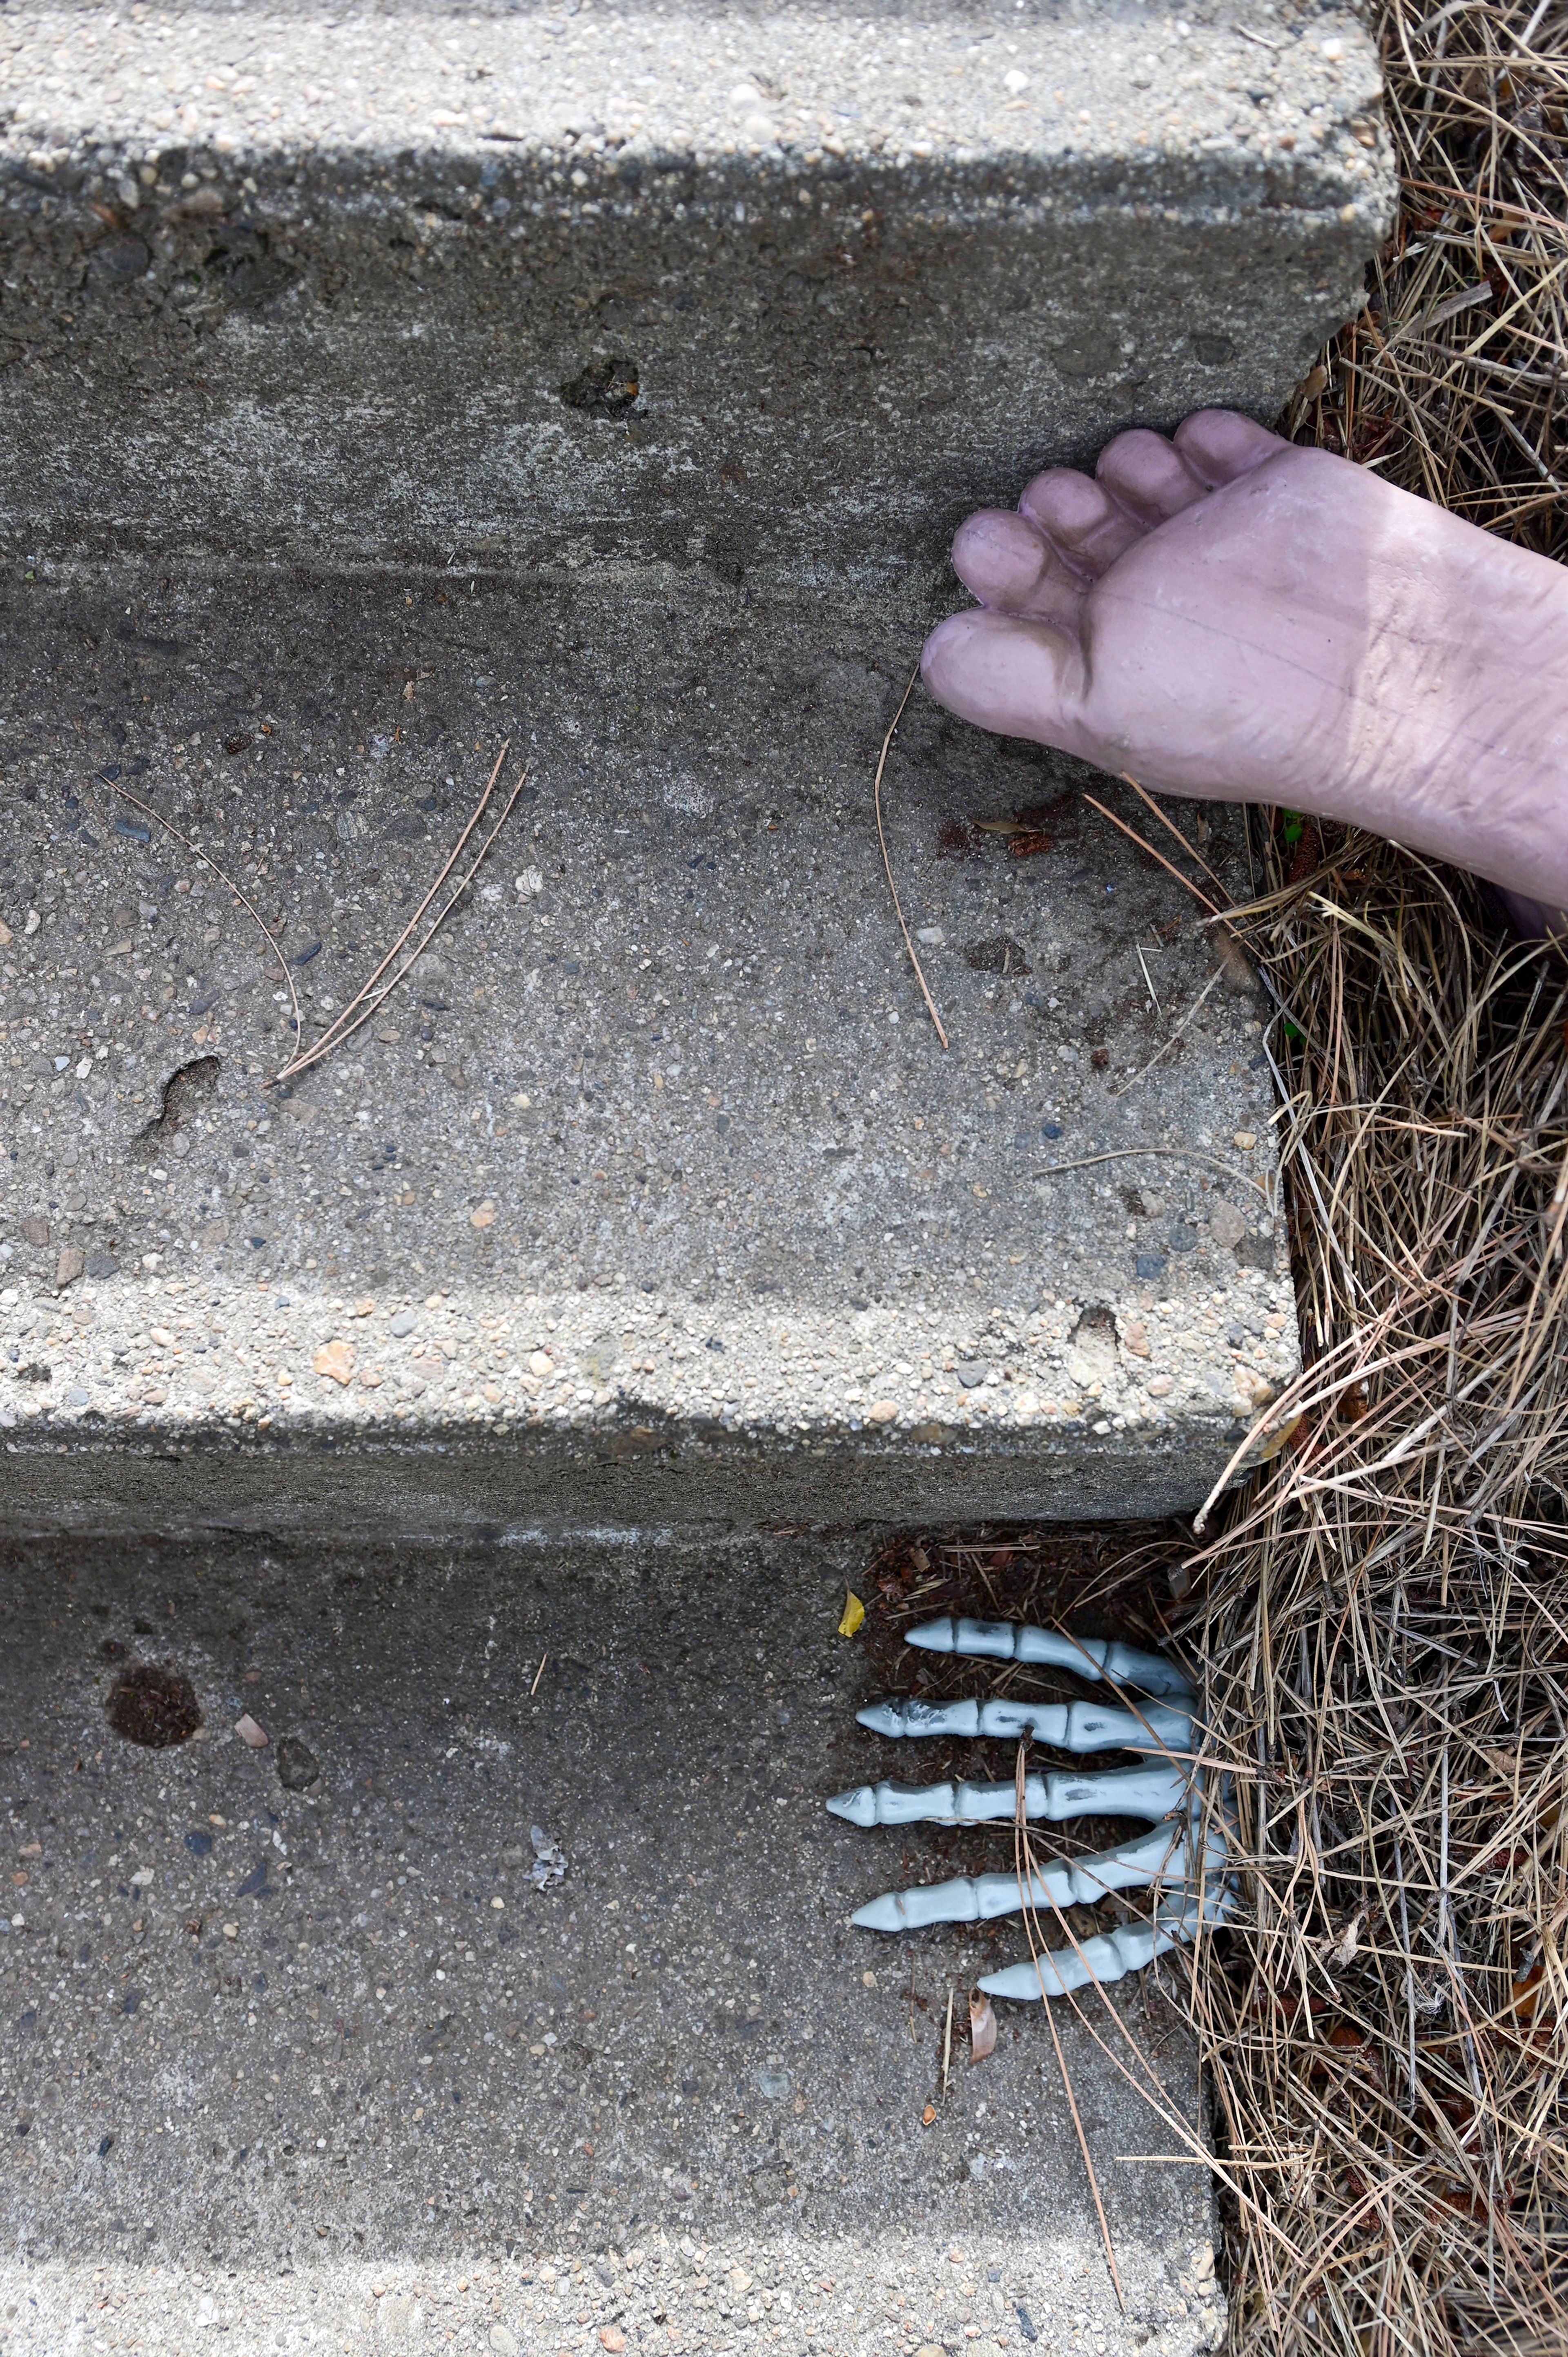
<box><xmin>0</xmin><ymin>4</ymin><xmax>1392</xmax><ymax>581</ymax></box>
<box><xmin>0</xmin><ymin>1525</ymin><xmax>1223</xmax><ymax>2353</ymax></box>
<box><xmin>0</xmin><ymin>569</ymin><xmax>1295</xmax><ymax>1536</ymax></box>
<box><xmin>0</xmin><ymin>2</ymin><xmax>1339</xmax><ymax>1533</ymax></box>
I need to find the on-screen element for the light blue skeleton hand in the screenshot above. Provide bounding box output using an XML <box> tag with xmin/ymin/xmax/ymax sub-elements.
<box><xmin>827</xmin><ymin>1616</ymin><xmax>1232</xmax><ymax>2000</ymax></box>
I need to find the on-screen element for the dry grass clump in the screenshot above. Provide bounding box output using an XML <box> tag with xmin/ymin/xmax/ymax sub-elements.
<box><xmin>1172</xmin><ymin>4</ymin><xmax>1568</xmax><ymax>2346</ymax></box>
<box><xmin>1187</xmin><ymin>851</ymin><xmax>1568</xmax><ymax>2353</ymax></box>
<box><xmin>1282</xmin><ymin>0</ymin><xmax>1567</xmax><ymax>552</ymax></box>
<box><xmin>1176</xmin><ymin>7</ymin><xmax>1568</xmax><ymax>2338</ymax></box>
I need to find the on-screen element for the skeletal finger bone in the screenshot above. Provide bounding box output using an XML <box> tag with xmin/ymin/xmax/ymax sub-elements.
<box><xmin>850</xmin><ymin>1809</ymin><xmax>1228</xmax><ymax>1932</ymax></box>
<box><xmin>834</xmin><ymin>1614</ymin><xmax>1227</xmax><ymax>2004</ymax></box>
<box><xmin>977</xmin><ymin>1882</ymin><xmax>1234</xmax><ymax>2001</ymax></box>
<box><xmin>825</xmin><ymin>1759</ymin><xmax>1187</xmax><ymax>1830</ymax></box>
<box><xmin>855</xmin><ymin>1694</ymin><xmax>1192</xmax><ymax>1753</ymax></box>
<box><xmin>905</xmin><ymin>1617</ymin><xmax>1195</xmax><ymax>1702</ymax></box>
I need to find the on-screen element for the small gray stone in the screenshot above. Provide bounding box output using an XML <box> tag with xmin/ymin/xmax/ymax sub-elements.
<box><xmin>390</xmin><ymin>1309</ymin><xmax>418</xmax><ymax>1338</ymax></box>
<box><xmin>276</xmin><ymin>1736</ymin><xmax>321</xmax><ymax>1791</ymax></box>
<box><xmin>955</xmin><ymin>1360</ymin><xmax>989</xmax><ymax>1388</ymax></box>
<box><xmin>529</xmin><ymin>1826</ymin><xmax>566</xmax><ymax>1886</ymax></box>
<box><xmin>489</xmin><ymin>2328</ymin><xmax>519</xmax><ymax>2355</ymax></box>
<box><xmin>88</xmin><ymin>234</ymin><xmax>151</xmax><ymax>285</ymax></box>
<box><xmin>1207</xmin><ymin>1200</ymin><xmax>1247</xmax><ymax>1248</ymax></box>
<box><xmin>757</xmin><ymin>2069</ymin><xmax>791</xmax><ymax>2100</ymax></box>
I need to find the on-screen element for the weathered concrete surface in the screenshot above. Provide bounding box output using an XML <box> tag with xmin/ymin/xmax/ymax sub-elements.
<box><xmin>0</xmin><ymin>569</ymin><xmax>1295</xmax><ymax>1536</ymax></box>
<box><xmin>0</xmin><ymin>3</ymin><xmax>1393</xmax><ymax>584</ymax></box>
<box><xmin>0</xmin><ymin>1528</ymin><xmax>1223</xmax><ymax>2353</ymax></box>
<box><xmin>0</xmin><ymin>0</ymin><xmax>1332</xmax><ymax>1535</ymax></box>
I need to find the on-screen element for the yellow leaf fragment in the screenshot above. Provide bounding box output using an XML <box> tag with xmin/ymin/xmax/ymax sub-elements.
<box><xmin>838</xmin><ymin>1591</ymin><xmax>866</xmax><ymax>1639</ymax></box>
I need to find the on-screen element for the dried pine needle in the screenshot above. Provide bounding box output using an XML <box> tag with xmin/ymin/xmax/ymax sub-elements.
<box><xmin>873</xmin><ymin>668</ymin><xmax>949</xmax><ymax>1052</ymax></box>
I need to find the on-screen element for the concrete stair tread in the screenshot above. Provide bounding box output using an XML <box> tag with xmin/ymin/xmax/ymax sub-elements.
<box><xmin>0</xmin><ymin>1526</ymin><xmax>1223</xmax><ymax>2350</ymax></box>
<box><xmin>7</xmin><ymin>3</ymin><xmax>1384</xmax><ymax>188</ymax></box>
<box><xmin>0</xmin><ymin>568</ymin><xmax>1295</xmax><ymax>1532</ymax></box>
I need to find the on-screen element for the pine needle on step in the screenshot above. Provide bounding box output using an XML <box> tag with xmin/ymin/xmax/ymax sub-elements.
<box><xmin>873</xmin><ymin>668</ymin><xmax>949</xmax><ymax>1051</ymax></box>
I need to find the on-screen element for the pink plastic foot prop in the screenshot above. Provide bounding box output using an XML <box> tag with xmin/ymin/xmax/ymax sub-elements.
<box><xmin>922</xmin><ymin>411</ymin><xmax>1568</xmax><ymax>926</ymax></box>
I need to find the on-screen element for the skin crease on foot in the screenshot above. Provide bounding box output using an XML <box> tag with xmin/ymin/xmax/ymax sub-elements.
<box><xmin>921</xmin><ymin>409</ymin><xmax>1568</xmax><ymax>934</ymax></box>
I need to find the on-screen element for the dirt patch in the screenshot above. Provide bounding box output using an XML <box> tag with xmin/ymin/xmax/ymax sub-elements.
<box><xmin>963</xmin><ymin>936</ymin><xmax>1032</xmax><ymax>976</ymax></box>
<box><xmin>559</xmin><ymin>352</ymin><xmax>640</xmax><ymax>414</ymax></box>
<box><xmin>134</xmin><ymin>1054</ymin><xmax>220</xmax><ymax>1160</ymax></box>
<box><xmin>104</xmin><ymin>1662</ymin><xmax>203</xmax><ymax>1748</ymax></box>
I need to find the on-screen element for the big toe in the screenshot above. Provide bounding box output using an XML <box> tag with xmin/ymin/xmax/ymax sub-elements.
<box><xmin>922</xmin><ymin>608</ymin><xmax>1084</xmax><ymax>749</ymax></box>
<box><xmin>1174</xmin><ymin>409</ymin><xmax>1284</xmax><ymax>486</ymax></box>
